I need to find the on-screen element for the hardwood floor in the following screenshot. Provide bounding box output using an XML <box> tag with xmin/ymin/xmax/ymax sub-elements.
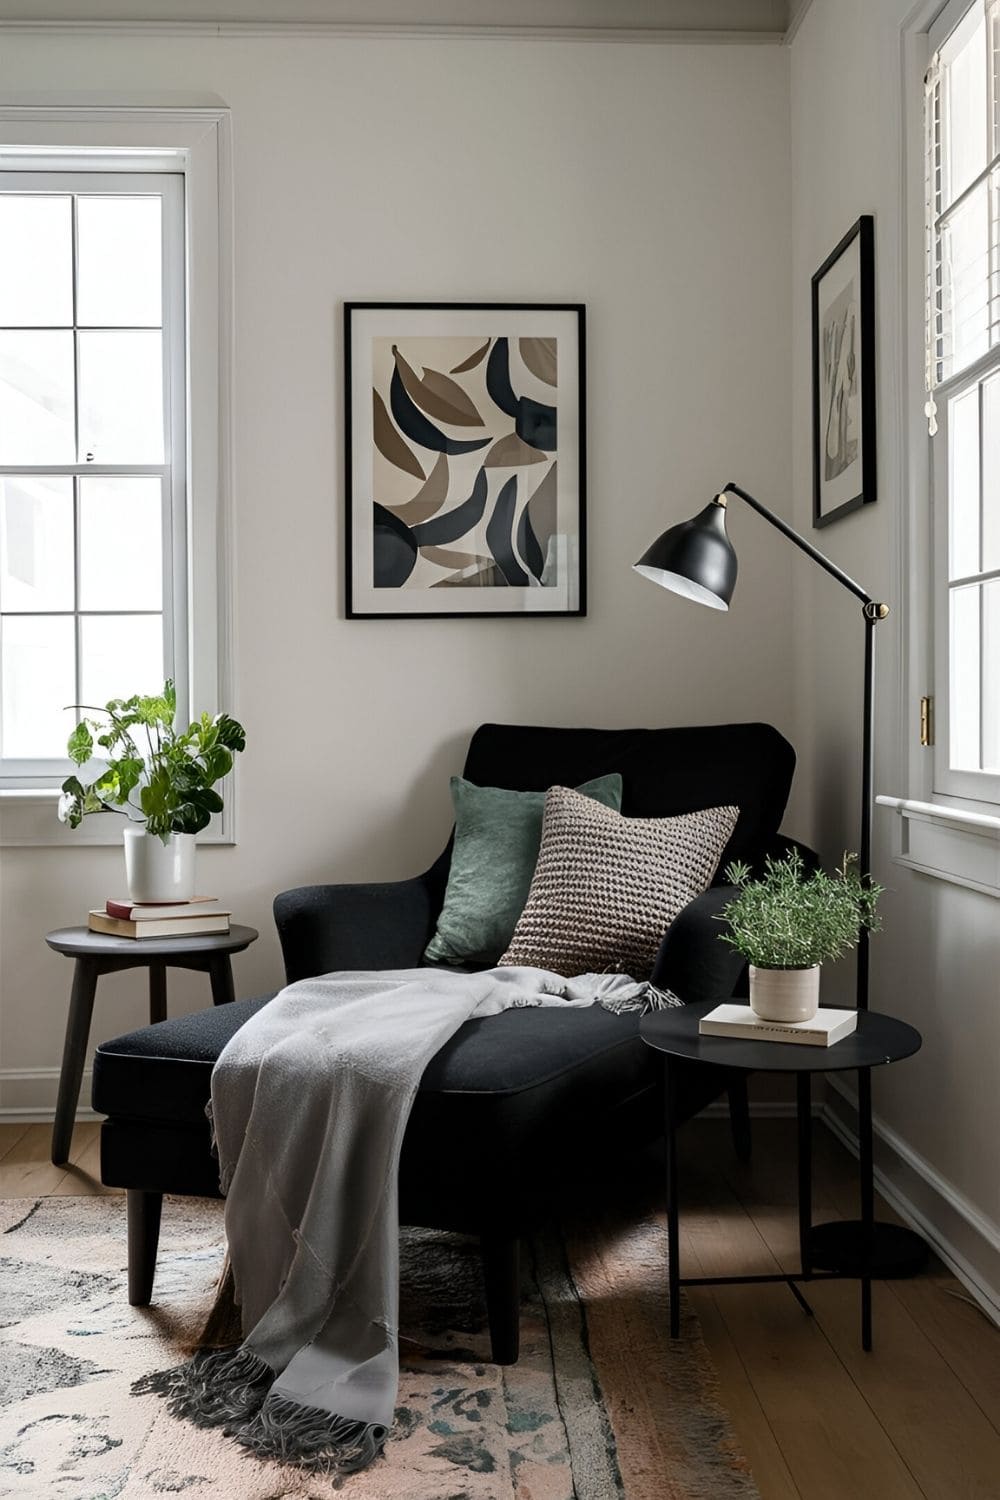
<box><xmin>2</xmin><ymin>1116</ymin><xmax>998</xmax><ymax>1499</ymax></box>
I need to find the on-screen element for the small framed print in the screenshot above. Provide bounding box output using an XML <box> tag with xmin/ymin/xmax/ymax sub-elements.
<box><xmin>811</xmin><ymin>216</ymin><xmax>876</xmax><ymax>529</ymax></box>
<box><xmin>345</xmin><ymin>302</ymin><xmax>586</xmax><ymax>617</ymax></box>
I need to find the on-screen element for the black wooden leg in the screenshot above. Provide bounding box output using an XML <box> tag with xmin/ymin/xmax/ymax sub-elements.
<box><xmin>727</xmin><ymin>1074</ymin><xmax>752</xmax><ymax>1163</ymax></box>
<box><xmin>148</xmin><ymin>961</ymin><xmax>167</xmax><ymax>1025</ymax></box>
<box><xmin>481</xmin><ymin>1234</ymin><xmax>520</xmax><ymax>1365</ymax></box>
<box><xmin>52</xmin><ymin>959</ymin><xmax>99</xmax><ymax>1165</ymax></box>
<box><xmin>859</xmin><ymin>1067</ymin><xmax>874</xmax><ymax>1352</ymax></box>
<box><xmin>665</xmin><ymin>1057</ymin><xmax>681</xmax><ymax>1338</ymax></box>
<box><xmin>797</xmin><ymin>1071</ymin><xmax>812</xmax><ymax>1277</ymax></box>
<box><xmin>127</xmin><ymin>1189</ymin><xmax>163</xmax><ymax>1306</ymax></box>
<box><xmin>208</xmin><ymin>955</ymin><xmax>235</xmax><ymax>1007</ymax></box>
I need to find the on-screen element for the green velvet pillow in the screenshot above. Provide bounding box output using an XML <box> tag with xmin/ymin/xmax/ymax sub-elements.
<box><xmin>424</xmin><ymin>772</ymin><xmax>624</xmax><ymax>967</ymax></box>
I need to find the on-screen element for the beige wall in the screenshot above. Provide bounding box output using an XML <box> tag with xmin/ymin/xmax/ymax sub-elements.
<box><xmin>0</xmin><ymin>31</ymin><xmax>794</xmax><ymax>1115</ymax></box>
<box><xmin>790</xmin><ymin>0</ymin><xmax>1000</xmax><ymax>1314</ymax></box>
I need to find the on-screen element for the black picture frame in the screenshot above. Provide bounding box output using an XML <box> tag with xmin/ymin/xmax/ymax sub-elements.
<box><xmin>345</xmin><ymin>301</ymin><xmax>586</xmax><ymax>618</ymax></box>
<box><xmin>811</xmin><ymin>216</ymin><xmax>876</xmax><ymax>529</ymax></box>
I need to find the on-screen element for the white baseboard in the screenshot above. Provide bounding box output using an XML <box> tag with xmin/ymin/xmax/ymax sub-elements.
<box><xmin>0</xmin><ymin>1066</ymin><xmax>98</xmax><ymax>1123</ymax></box>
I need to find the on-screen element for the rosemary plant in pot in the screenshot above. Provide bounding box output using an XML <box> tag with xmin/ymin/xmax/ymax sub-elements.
<box><xmin>58</xmin><ymin>681</ymin><xmax>246</xmax><ymax>903</ymax></box>
<box><xmin>719</xmin><ymin>850</ymin><xmax>882</xmax><ymax>1023</ymax></box>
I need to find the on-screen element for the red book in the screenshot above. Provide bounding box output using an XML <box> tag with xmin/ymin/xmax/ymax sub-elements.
<box><xmin>105</xmin><ymin>896</ymin><xmax>225</xmax><ymax>921</ymax></box>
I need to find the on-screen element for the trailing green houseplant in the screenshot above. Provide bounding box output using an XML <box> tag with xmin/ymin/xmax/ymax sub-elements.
<box><xmin>59</xmin><ymin>680</ymin><xmax>246</xmax><ymax>837</ymax></box>
<box><xmin>58</xmin><ymin>681</ymin><xmax>246</xmax><ymax>903</ymax></box>
<box><xmin>718</xmin><ymin>848</ymin><xmax>882</xmax><ymax>1022</ymax></box>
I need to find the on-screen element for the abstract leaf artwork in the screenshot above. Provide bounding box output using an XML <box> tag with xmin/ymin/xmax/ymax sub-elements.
<box><xmin>346</xmin><ymin>304</ymin><xmax>585</xmax><ymax>617</ymax></box>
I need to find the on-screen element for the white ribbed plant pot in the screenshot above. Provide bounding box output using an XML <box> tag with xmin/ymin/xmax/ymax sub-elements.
<box><xmin>749</xmin><ymin>964</ymin><xmax>821</xmax><ymax>1023</ymax></box>
<box><xmin>123</xmin><ymin>827</ymin><xmax>196</xmax><ymax>904</ymax></box>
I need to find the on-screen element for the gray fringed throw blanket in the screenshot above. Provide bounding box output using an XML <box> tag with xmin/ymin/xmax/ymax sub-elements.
<box><xmin>136</xmin><ymin>965</ymin><xmax>677</xmax><ymax>1477</ymax></box>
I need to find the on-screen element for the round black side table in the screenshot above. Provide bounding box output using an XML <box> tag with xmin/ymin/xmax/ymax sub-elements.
<box><xmin>641</xmin><ymin>1000</ymin><xmax>922</xmax><ymax>1352</ymax></box>
<box><xmin>45</xmin><ymin>924</ymin><xmax>258</xmax><ymax>1167</ymax></box>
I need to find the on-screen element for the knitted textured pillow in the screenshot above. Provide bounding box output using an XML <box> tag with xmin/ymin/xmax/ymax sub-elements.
<box><xmin>499</xmin><ymin>786</ymin><xmax>740</xmax><ymax>980</ymax></box>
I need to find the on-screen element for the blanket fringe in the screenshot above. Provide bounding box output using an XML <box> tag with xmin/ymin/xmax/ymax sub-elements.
<box><xmin>230</xmin><ymin>1392</ymin><xmax>388</xmax><ymax>1475</ymax></box>
<box><xmin>133</xmin><ymin>1345</ymin><xmax>273</xmax><ymax>1428</ymax></box>
<box><xmin>599</xmin><ymin>981</ymin><xmax>682</xmax><ymax>1014</ymax></box>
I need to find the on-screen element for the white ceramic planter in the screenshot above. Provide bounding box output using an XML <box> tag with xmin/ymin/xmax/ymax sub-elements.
<box><xmin>123</xmin><ymin>827</ymin><xmax>196</xmax><ymax>904</ymax></box>
<box><xmin>749</xmin><ymin>964</ymin><xmax>821</xmax><ymax>1023</ymax></box>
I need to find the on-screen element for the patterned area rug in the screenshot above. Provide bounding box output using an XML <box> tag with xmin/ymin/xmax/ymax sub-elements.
<box><xmin>0</xmin><ymin>1193</ymin><xmax>758</xmax><ymax>1499</ymax></box>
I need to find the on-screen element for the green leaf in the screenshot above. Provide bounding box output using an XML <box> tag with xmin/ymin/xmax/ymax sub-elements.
<box><xmin>215</xmin><ymin>715</ymin><xmax>246</xmax><ymax>753</ymax></box>
<box><xmin>67</xmin><ymin>721</ymin><xmax>94</xmax><ymax>765</ymax></box>
<box><xmin>200</xmin><ymin>745</ymin><xmax>232</xmax><ymax>784</ymax></box>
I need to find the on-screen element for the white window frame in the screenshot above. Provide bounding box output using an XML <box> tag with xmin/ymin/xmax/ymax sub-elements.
<box><xmin>0</xmin><ymin>106</ymin><xmax>235</xmax><ymax>847</ymax></box>
<box><xmin>879</xmin><ymin>1</ymin><xmax>1000</xmax><ymax>896</ymax></box>
<box><xmin>0</xmin><ymin>167</ymin><xmax>187</xmax><ymax>787</ymax></box>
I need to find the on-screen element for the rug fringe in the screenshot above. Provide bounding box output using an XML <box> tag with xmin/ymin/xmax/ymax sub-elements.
<box><xmin>230</xmin><ymin>1392</ymin><xmax>388</xmax><ymax>1475</ymax></box>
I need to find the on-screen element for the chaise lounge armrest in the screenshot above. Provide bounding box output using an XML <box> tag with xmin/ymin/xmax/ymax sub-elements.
<box><xmin>651</xmin><ymin>885</ymin><xmax>744</xmax><ymax>1004</ymax></box>
<box><xmin>651</xmin><ymin>836</ymin><xmax>819</xmax><ymax>1005</ymax></box>
<box><xmin>274</xmin><ymin>872</ymin><xmax>441</xmax><ymax>982</ymax></box>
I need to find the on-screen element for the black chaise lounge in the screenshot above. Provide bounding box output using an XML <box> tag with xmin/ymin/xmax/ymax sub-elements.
<box><xmin>92</xmin><ymin>721</ymin><xmax>811</xmax><ymax>1364</ymax></box>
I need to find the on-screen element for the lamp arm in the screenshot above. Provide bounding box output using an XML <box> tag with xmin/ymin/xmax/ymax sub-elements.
<box><xmin>723</xmin><ymin>482</ymin><xmax>878</xmax><ymax>609</ymax></box>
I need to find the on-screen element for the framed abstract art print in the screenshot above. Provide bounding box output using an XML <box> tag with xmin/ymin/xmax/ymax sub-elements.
<box><xmin>345</xmin><ymin>302</ymin><xmax>586</xmax><ymax>617</ymax></box>
<box><xmin>811</xmin><ymin>216</ymin><xmax>876</xmax><ymax>529</ymax></box>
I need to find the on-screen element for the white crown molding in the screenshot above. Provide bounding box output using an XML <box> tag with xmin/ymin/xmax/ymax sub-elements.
<box><xmin>782</xmin><ymin>0</ymin><xmax>815</xmax><ymax>45</ymax></box>
<box><xmin>0</xmin><ymin>18</ymin><xmax>785</xmax><ymax>41</ymax></box>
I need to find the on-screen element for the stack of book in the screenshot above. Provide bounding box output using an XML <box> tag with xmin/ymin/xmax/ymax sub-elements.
<box><xmin>88</xmin><ymin>897</ymin><xmax>231</xmax><ymax>940</ymax></box>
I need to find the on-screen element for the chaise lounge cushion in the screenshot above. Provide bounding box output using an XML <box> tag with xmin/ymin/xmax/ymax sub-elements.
<box><xmin>93</xmin><ymin>989</ymin><xmax>729</xmax><ymax>1231</ymax></box>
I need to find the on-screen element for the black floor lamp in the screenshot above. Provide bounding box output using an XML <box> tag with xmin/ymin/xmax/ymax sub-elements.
<box><xmin>634</xmin><ymin>481</ymin><xmax>927</xmax><ymax>1277</ymax></box>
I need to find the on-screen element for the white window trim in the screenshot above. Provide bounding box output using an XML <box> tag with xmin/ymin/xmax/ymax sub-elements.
<box><xmin>880</xmin><ymin>3</ymin><xmax>1000</xmax><ymax>897</ymax></box>
<box><xmin>0</xmin><ymin>104</ymin><xmax>235</xmax><ymax>848</ymax></box>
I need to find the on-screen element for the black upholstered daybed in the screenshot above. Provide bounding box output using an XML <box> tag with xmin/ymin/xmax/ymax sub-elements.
<box><xmin>92</xmin><ymin>721</ymin><xmax>812</xmax><ymax>1364</ymax></box>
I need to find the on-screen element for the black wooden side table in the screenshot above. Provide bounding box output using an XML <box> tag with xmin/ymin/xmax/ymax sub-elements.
<box><xmin>45</xmin><ymin>924</ymin><xmax>258</xmax><ymax>1166</ymax></box>
<box><xmin>641</xmin><ymin>1000</ymin><xmax>922</xmax><ymax>1351</ymax></box>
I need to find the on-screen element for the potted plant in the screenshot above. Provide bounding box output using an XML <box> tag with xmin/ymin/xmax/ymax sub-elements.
<box><xmin>58</xmin><ymin>680</ymin><xmax>246</xmax><ymax>904</ymax></box>
<box><xmin>718</xmin><ymin>849</ymin><xmax>882</xmax><ymax>1023</ymax></box>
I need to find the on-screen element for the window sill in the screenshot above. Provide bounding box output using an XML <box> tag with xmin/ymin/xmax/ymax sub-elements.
<box><xmin>876</xmin><ymin>795</ymin><xmax>1000</xmax><ymax>898</ymax></box>
<box><xmin>0</xmin><ymin>790</ymin><xmax>234</xmax><ymax>848</ymax></box>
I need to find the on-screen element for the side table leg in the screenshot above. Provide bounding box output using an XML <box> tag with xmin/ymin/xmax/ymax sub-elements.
<box><xmin>859</xmin><ymin>1066</ymin><xmax>874</xmax><ymax>1351</ymax></box>
<box><xmin>52</xmin><ymin>959</ymin><xmax>99</xmax><ymax>1165</ymax></box>
<box><xmin>148</xmin><ymin>961</ymin><xmax>167</xmax><ymax>1025</ymax></box>
<box><xmin>665</xmin><ymin>1057</ymin><xmax>681</xmax><ymax>1338</ymax></box>
<box><xmin>208</xmin><ymin>955</ymin><xmax>235</xmax><ymax>1007</ymax></box>
<box><xmin>797</xmin><ymin>1071</ymin><xmax>812</xmax><ymax>1276</ymax></box>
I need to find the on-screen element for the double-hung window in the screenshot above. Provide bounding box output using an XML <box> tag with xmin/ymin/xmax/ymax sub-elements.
<box><xmin>926</xmin><ymin>0</ymin><xmax>1000</xmax><ymax>804</ymax></box>
<box><xmin>0</xmin><ymin>167</ymin><xmax>186</xmax><ymax>788</ymax></box>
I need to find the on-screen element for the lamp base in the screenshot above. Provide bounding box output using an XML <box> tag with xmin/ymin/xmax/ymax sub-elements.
<box><xmin>807</xmin><ymin>1220</ymin><xmax>929</xmax><ymax>1278</ymax></box>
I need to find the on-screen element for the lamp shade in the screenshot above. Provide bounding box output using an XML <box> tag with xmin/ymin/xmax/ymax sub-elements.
<box><xmin>633</xmin><ymin>497</ymin><xmax>737</xmax><ymax>611</ymax></box>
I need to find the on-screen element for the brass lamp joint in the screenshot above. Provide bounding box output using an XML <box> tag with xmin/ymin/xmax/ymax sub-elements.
<box><xmin>712</xmin><ymin>492</ymin><xmax>729</xmax><ymax>509</ymax></box>
<box><xmin>863</xmin><ymin>601</ymin><xmax>890</xmax><ymax>621</ymax></box>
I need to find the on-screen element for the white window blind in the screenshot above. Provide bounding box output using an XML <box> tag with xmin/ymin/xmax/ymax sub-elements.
<box><xmin>925</xmin><ymin>0</ymin><xmax>1000</xmax><ymax>417</ymax></box>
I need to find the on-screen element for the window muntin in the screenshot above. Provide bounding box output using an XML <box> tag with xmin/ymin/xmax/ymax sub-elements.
<box><xmin>0</xmin><ymin>170</ymin><xmax>184</xmax><ymax>783</ymax></box>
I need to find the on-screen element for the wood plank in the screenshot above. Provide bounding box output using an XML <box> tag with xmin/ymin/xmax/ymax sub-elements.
<box><xmin>675</xmin><ymin>1143</ymin><xmax>925</xmax><ymax>1500</ymax></box>
<box><xmin>0</xmin><ymin>1124</ymin><xmax>29</xmax><ymax>1163</ymax></box>
<box><xmin>686</xmin><ymin>1287</ymin><xmax>801</xmax><ymax>1500</ymax></box>
<box><xmin>885</xmin><ymin>1272</ymin><xmax>1000</xmax><ymax>1437</ymax></box>
<box><xmin>746</xmin><ymin>1202</ymin><xmax>1000</xmax><ymax>1500</ymax></box>
<box><xmin>0</xmin><ymin>1124</ymin><xmax>69</xmax><ymax>1197</ymax></box>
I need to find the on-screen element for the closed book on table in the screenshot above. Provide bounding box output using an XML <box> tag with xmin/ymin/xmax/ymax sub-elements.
<box><xmin>88</xmin><ymin>910</ymin><xmax>231</xmax><ymax>940</ymax></box>
<box><xmin>105</xmin><ymin>897</ymin><xmax>226</xmax><ymax>921</ymax></box>
<box><xmin>698</xmin><ymin>1004</ymin><xmax>858</xmax><ymax>1047</ymax></box>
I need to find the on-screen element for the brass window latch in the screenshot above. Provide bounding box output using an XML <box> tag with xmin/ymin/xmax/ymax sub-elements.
<box><xmin>920</xmin><ymin>696</ymin><xmax>934</xmax><ymax>747</ymax></box>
